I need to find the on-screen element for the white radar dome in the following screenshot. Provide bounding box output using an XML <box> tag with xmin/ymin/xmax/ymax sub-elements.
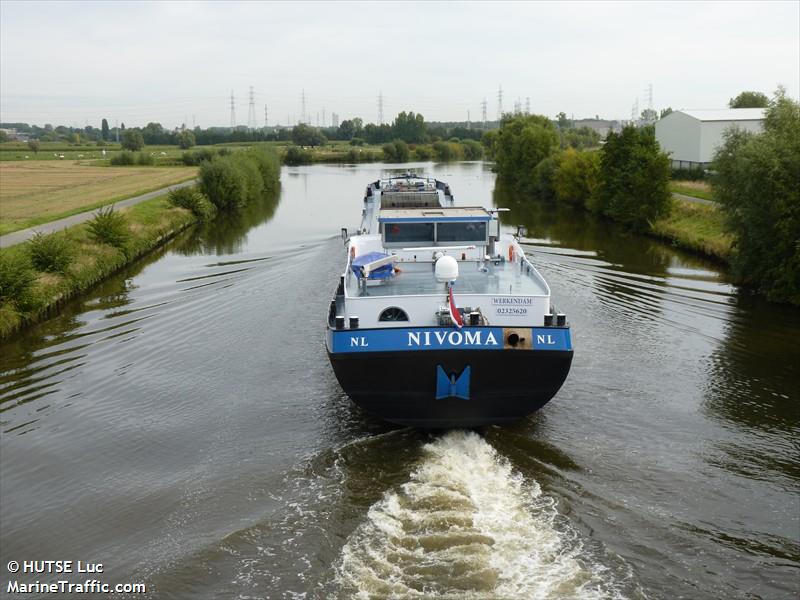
<box><xmin>435</xmin><ymin>255</ymin><xmax>459</xmax><ymax>283</ymax></box>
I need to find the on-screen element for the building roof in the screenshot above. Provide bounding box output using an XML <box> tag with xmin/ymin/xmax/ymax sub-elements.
<box><xmin>379</xmin><ymin>207</ymin><xmax>491</xmax><ymax>222</ymax></box>
<box><xmin>677</xmin><ymin>108</ymin><xmax>766</xmax><ymax>122</ymax></box>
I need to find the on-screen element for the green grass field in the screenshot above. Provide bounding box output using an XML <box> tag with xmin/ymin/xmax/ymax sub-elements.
<box><xmin>669</xmin><ymin>180</ymin><xmax>714</xmax><ymax>201</ymax></box>
<box><xmin>0</xmin><ymin>161</ymin><xmax>197</xmax><ymax>235</ymax></box>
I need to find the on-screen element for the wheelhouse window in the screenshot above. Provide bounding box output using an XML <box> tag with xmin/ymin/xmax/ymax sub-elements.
<box><xmin>437</xmin><ymin>221</ymin><xmax>487</xmax><ymax>242</ymax></box>
<box><xmin>384</xmin><ymin>222</ymin><xmax>434</xmax><ymax>243</ymax></box>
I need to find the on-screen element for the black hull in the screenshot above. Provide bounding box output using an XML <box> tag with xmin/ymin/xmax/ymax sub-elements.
<box><xmin>328</xmin><ymin>348</ymin><xmax>573</xmax><ymax>428</ymax></box>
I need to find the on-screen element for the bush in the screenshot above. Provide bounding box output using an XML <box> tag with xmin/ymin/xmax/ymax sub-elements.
<box><xmin>283</xmin><ymin>145</ymin><xmax>312</xmax><ymax>166</ymax></box>
<box><xmin>87</xmin><ymin>206</ymin><xmax>130</xmax><ymax>249</ymax></box>
<box><xmin>199</xmin><ymin>148</ymin><xmax>281</xmax><ymax>210</ymax></box>
<box><xmin>595</xmin><ymin>125</ymin><xmax>671</xmax><ymax>230</ymax></box>
<box><xmin>671</xmin><ymin>166</ymin><xmax>706</xmax><ymax>181</ymax></box>
<box><xmin>461</xmin><ymin>139</ymin><xmax>483</xmax><ymax>160</ymax></box>
<box><xmin>178</xmin><ymin>129</ymin><xmax>196</xmax><ymax>150</ymax></box>
<box><xmin>432</xmin><ymin>141</ymin><xmax>464</xmax><ymax>161</ymax></box>
<box><xmin>245</xmin><ymin>148</ymin><xmax>281</xmax><ymax>195</ymax></box>
<box><xmin>350</xmin><ymin>137</ymin><xmax>365</xmax><ymax>146</ymax></box>
<box><xmin>136</xmin><ymin>152</ymin><xmax>154</xmax><ymax>166</ymax></box>
<box><xmin>121</xmin><ymin>129</ymin><xmax>144</xmax><ymax>151</ymax></box>
<box><xmin>0</xmin><ymin>252</ymin><xmax>36</xmax><ymax>304</ymax></box>
<box><xmin>27</xmin><ymin>232</ymin><xmax>74</xmax><ymax>273</ymax></box>
<box><xmin>199</xmin><ymin>155</ymin><xmax>248</xmax><ymax>209</ymax></box>
<box><xmin>713</xmin><ymin>89</ymin><xmax>800</xmax><ymax>304</ymax></box>
<box><xmin>414</xmin><ymin>145</ymin><xmax>433</xmax><ymax>160</ymax></box>
<box><xmin>291</xmin><ymin>123</ymin><xmax>327</xmax><ymax>146</ymax></box>
<box><xmin>553</xmin><ymin>148</ymin><xmax>601</xmax><ymax>209</ymax></box>
<box><xmin>168</xmin><ymin>187</ymin><xmax>216</xmax><ymax>220</ymax></box>
<box><xmin>181</xmin><ymin>147</ymin><xmax>227</xmax><ymax>166</ymax></box>
<box><xmin>110</xmin><ymin>151</ymin><xmax>136</xmax><ymax>165</ymax></box>
<box><xmin>382</xmin><ymin>140</ymin><xmax>409</xmax><ymax>162</ymax></box>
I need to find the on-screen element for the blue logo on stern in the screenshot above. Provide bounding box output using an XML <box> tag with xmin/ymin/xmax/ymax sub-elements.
<box><xmin>435</xmin><ymin>366</ymin><xmax>471</xmax><ymax>400</ymax></box>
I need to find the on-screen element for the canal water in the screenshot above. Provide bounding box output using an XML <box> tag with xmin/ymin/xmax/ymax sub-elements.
<box><xmin>1</xmin><ymin>162</ymin><xmax>797</xmax><ymax>599</ymax></box>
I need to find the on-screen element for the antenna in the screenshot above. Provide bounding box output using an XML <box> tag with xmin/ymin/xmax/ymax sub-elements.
<box><xmin>378</xmin><ymin>91</ymin><xmax>384</xmax><ymax>125</ymax></box>
<box><xmin>248</xmin><ymin>86</ymin><xmax>256</xmax><ymax>130</ymax></box>
<box><xmin>497</xmin><ymin>84</ymin><xmax>503</xmax><ymax>120</ymax></box>
<box><xmin>230</xmin><ymin>90</ymin><xmax>236</xmax><ymax>128</ymax></box>
<box><xmin>481</xmin><ymin>98</ymin><xmax>487</xmax><ymax>128</ymax></box>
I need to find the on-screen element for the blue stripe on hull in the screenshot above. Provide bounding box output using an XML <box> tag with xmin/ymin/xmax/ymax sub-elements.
<box><xmin>329</xmin><ymin>326</ymin><xmax>572</xmax><ymax>353</ymax></box>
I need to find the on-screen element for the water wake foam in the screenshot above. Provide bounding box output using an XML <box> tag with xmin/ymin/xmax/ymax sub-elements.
<box><xmin>334</xmin><ymin>430</ymin><xmax>626</xmax><ymax>599</ymax></box>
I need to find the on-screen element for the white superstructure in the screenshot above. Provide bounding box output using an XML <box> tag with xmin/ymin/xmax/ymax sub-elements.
<box><xmin>334</xmin><ymin>175</ymin><xmax>553</xmax><ymax>330</ymax></box>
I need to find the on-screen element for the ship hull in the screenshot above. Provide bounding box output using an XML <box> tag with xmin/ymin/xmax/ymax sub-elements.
<box><xmin>326</xmin><ymin>326</ymin><xmax>573</xmax><ymax>428</ymax></box>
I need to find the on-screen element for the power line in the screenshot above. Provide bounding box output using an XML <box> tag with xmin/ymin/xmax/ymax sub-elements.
<box><xmin>497</xmin><ymin>84</ymin><xmax>503</xmax><ymax>121</ymax></box>
<box><xmin>248</xmin><ymin>86</ymin><xmax>256</xmax><ymax>130</ymax></box>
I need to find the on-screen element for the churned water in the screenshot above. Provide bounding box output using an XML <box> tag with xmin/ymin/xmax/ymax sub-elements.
<box><xmin>1</xmin><ymin>163</ymin><xmax>797</xmax><ymax>599</ymax></box>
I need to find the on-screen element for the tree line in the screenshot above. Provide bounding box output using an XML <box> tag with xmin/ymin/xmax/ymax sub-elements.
<box><xmin>488</xmin><ymin>89</ymin><xmax>799</xmax><ymax>305</ymax></box>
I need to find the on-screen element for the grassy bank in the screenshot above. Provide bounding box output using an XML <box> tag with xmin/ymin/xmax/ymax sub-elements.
<box><xmin>668</xmin><ymin>180</ymin><xmax>714</xmax><ymax>201</ymax></box>
<box><xmin>651</xmin><ymin>199</ymin><xmax>733</xmax><ymax>261</ymax></box>
<box><xmin>0</xmin><ymin>161</ymin><xmax>197</xmax><ymax>234</ymax></box>
<box><xmin>0</xmin><ymin>195</ymin><xmax>196</xmax><ymax>338</ymax></box>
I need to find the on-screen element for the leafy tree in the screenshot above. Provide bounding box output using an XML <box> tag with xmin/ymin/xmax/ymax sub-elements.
<box><xmin>561</xmin><ymin>126</ymin><xmax>601</xmax><ymax>150</ymax></box>
<box><xmin>531</xmin><ymin>154</ymin><xmax>562</xmax><ymax>202</ymax></box>
<box><xmin>556</xmin><ymin>112</ymin><xmax>571</xmax><ymax>129</ymax></box>
<box><xmin>713</xmin><ymin>88</ymin><xmax>800</xmax><ymax>304</ymax></box>
<box><xmin>494</xmin><ymin>114</ymin><xmax>560</xmax><ymax>191</ymax></box>
<box><xmin>26</xmin><ymin>139</ymin><xmax>40</xmax><ymax>154</ymax></box>
<box><xmin>69</xmin><ymin>132</ymin><xmax>81</xmax><ymax>145</ymax></box>
<box><xmin>553</xmin><ymin>148</ymin><xmax>601</xmax><ymax>209</ymax></box>
<box><xmin>363</xmin><ymin>123</ymin><xmax>392</xmax><ymax>144</ymax></box>
<box><xmin>141</xmin><ymin>122</ymin><xmax>168</xmax><ymax>145</ymax></box>
<box><xmin>121</xmin><ymin>129</ymin><xmax>145</xmax><ymax>151</ymax></box>
<box><xmin>640</xmin><ymin>108</ymin><xmax>658</xmax><ymax>123</ymax></box>
<box><xmin>660</xmin><ymin>107</ymin><xmax>673</xmax><ymax>119</ymax></box>
<box><xmin>729</xmin><ymin>91</ymin><xmax>769</xmax><ymax>109</ymax></box>
<box><xmin>595</xmin><ymin>125</ymin><xmax>671</xmax><ymax>230</ymax></box>
<box><xmin>0</xmin><ymin>130</ymin><xmax>9</xmax><ymax>143</ymax></box>
<box><xmin>462</xmin><ymin>139</ymin><xmax>483</xmax><ymax>160</ymax></box>
<box><xmin>481</xmin><ymin>129</ymin><xmax>499</xmax><ymax>159</ymax></box>
<box><xmin>291</xmin><ymin>123</ymin><xmax>327</xmax><ymax>146</ymax></box>
<box><xmin>101</xmin><ymin>118</ymin><xmax>110</xmax><ymax>141</ymax></box>
<box><xmin>177</xmin><ymin>129</ymin><xmax>196</xmax><ymax>150</ymax></box>
<box><xmin>392</xmin><ymin>111</ymin><xmax>427</xmax><ymax>143</ymax></box>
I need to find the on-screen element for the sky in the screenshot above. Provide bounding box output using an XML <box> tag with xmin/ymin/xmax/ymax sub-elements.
<box><xmin>1</xmin><ymin>0</ymin><xmax>798</xmax><ymax>129</ymax></box>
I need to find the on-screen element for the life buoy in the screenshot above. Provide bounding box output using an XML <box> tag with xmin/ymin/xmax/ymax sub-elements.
<box><xmin>508</xmin><ymin>245</ymin><xmax>514</xmax><ymax>262</ymax></box>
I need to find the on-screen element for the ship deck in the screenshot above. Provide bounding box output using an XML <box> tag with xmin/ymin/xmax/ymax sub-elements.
<box><xmin>347</xmin><ymin>260</ymin><xmax>549</xmax><ymax>298</ymax></box>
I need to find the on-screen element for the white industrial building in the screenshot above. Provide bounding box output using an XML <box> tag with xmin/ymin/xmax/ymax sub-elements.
<box><xmin>655</xmin><ymin>108</ymin><xmax>765</xmax><ymax>168</ymax></box>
